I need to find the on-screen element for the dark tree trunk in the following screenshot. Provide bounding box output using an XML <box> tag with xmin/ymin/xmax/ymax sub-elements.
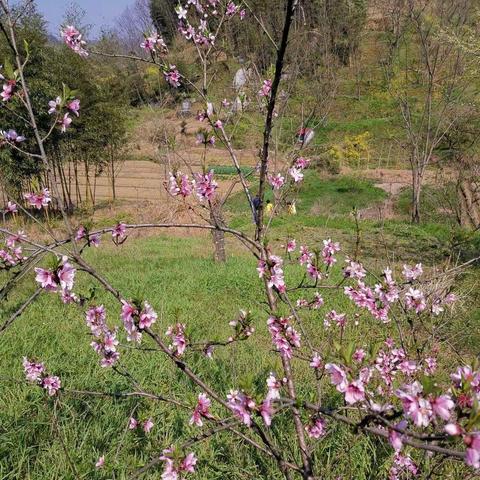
<box><xmin>411</xmin><ymin>168</ymin><xmax>422</xmax><ymax>224</ymax></box>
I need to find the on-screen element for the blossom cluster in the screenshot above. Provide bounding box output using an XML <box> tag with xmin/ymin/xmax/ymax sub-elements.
<box><xmin>292</xmin><ymin>239</ymin><xmax>340</xmax><ymax>283</ymax></box>
<box><xmin>267</xmin><ymin>316</ymin><xmax>301</xmax><ymax>359</ymax></box>
<box><xmin>227</xmin><ymin>389</ymin><xmax>257</xmax><ymax>427</ymax></box>
<box><xmin>177</xmin><ymin>1</ymin><xmax>244</xmax><ymax>48</ymax></box>
<box><xmin>129</xmin><ymin>416</ymin><xmax>154</xmax><ymax>433</ymax></box>
<box><xmin>189</xmin><ymin>393</ymin><xmax>212</xmax><ymax>427</ymax></box>
<box><xmin>35</xmin><ymin>256</ymin><xmax>77</xmax><ymax>303</ymax></box>
<box><xmin>160</xmin><ymin>447</ymin><xmax>197</xmax><ymax>480</ymax></box>
<box><xmin>1</xmin><ymin>78</ymin><xmax>16</xmax><ymax>102</ymax></box>
<box><xmin>3</xmin><ymin>201</ymin><xmax>17</xmax><ymax>214</ymax></box>
<box><xmin>319</xmin><ymin>335</ymin><xmax>480</xmax><ymax>470</ymax></box>
<box><xmin>168</xmin><ymin>170</ymin><xmax>218</xmax><ymax>202</ymax></box>
<box><xmin>305</xmin><ymin>416</ymin><xmax>327</xmax><ymax>439</ymax></box>
<box><xmin>389</xmin><ymin>452</ymin><xmax>418</xmax><ymax>480</ymax></box>
<box><xmin>22</xmin><ymin>357</ymin><xmax>61</xmax><ymax>396</ymax></box>
<box><xmin>120</xmin><ymin>300</ymin><xmax>158</xmax><ymax>343</ymax></box>
<box><xmin>1</xmin><ymin>64</ymin><xmax>17</xmax><ymax>102</ymax></box>
<box><xmin>258</xmin><ymin>79</ymin><xmax>272</xmax><ymax>98</ymax></box>
<box><xmin>164</xmin><ymin>65</ymin><xmax>181</xmax><ymax>88</ymax></box>
<box><xmin>48</xmin><ymin>96</ymin><xmax>81</xmax><ymax>133</ymax></box>
<box><xmin>322</xmin><ymin>238</ymin><xmax>341</xmax><ymax>267</ymax></box>
<box><xmin>0</xmin><ymin>230</ymin><xmax>26</xmax><ymax>269</ymax></box>
<box><xmin>24</xmin><ymin>188</ymin><xmax>51</xmax><ymax>210</ymax></box>
<box><xmin>86</xmin><ymin>305</ymin><xmax>120</xmax><ymax>367</ymax></box>
<box><xmin>1</xmin><ymin>129</ymin><xmax>25</xmax><ymax>144</ymax></box>
<box><xmin>227</xmin><ymin>374</ymin><xmax>283</xmax><ymax>428</ymax></box>
<box><xmin>268</xmin><ymin>156</ymin><xmax>311</xmax><ymax>190</ymax></box>
<box><xmin>268</xmin><ymin>172</ymin><xmax>285</xmax><ymax>190</ymax></box>
<box><xmin>166</xmin><ymin>323</ymin><xmax>187</xmax><ymax>356</ymax></box>
<box><xmin>258</xmin><ymin>254</ymin><xmax>286</xmax><ymax>293</ymax></box>
<box><xmin>141</xmin><ymin>31</ymin><xmax>168</xmax><ymax>54</ymax></box>
<box><xmin>296</xmin><ymin>291</ymin><xmax>324</xmax><ymax>310</ymax></box>
<box><xmin>344</xmin><ymin>260</ymin><xmax>456</xmax><ymax>323</ymax></box>
<box><xmin>168</xmin><ymin>172</ymin><xmax>192</xmax><ymax>197</ymax></box>
<box><xmin>76</xmin><ymin>225</ymin><xmax>101</xmax><ymax>247</ymax></box>
<box><xmin>61</xmin><ymin>26</ymin><xmax>88</xmax><ymax>57</ymax></box>
<box><xmin>112</xmin><ymin>223</ymin><xmax>127</xmax><ymax>245</ymax></box>
<box><xmin>249</xmin><ymin>238</ymin><xmax>480</xmax><ymax>471</ymax></box>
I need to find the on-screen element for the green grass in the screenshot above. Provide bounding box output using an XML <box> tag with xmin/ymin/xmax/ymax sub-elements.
<box><xmin>227</xmin><ymin>171</ymin><xmax>387</xmax><ymax>216</ymax></box>
<box><xmin>1</xmin><ymin>168</ymin><xmax>479</xmax><ymax>479</ymax></box>
<box><xmin>1</xmin><ymin>229</ymin><xmax>478</xmax><ymax>479</ymax></box>
<box><xmin>0</xmin><ymin>236</ymin><xmax>384</xmax><ymax>480</ymax></box>
<box><xmin>208</xmin><ymin>165</ymin><xmax>255</xmax><ymax>177</ymax></box>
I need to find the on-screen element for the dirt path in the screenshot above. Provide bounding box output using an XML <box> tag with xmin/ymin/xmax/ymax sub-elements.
<box><xmin>342</xmin><ymin>168</ymin><xmax>413</xmax><ymax>220</ymax></box>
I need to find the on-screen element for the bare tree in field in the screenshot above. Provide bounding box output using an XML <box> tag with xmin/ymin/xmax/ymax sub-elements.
<box><xmin>114</xmin><ymin>0</ymin><xmax>153</xmax><ymax>53</ymax></box>
<box><xmin>391</xmin><ymin>0</ymin><xmax>473</xmax><ymax>223</ymax></box>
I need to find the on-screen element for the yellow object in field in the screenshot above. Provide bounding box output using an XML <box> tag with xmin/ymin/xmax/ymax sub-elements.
<box><xmin>287</xmin><ymin>202</ymin><xmax>296</xmax><ymax>215</ymax></box>
<box><xmin>265</xmin><ymin>202</ymin><xmax>274</xmax><ymax>215</ymax></box>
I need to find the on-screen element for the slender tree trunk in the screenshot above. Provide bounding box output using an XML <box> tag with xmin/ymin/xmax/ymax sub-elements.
<box><xmin>93</xmin><ymin>165</ymin><xmax>98</xmax><ymax>208</ymax></box>
<box><xmin>67</xmin><ymin>160</ymin><xmax>72</xmax><ymax>206</ymax></box>
<box><xmin>74</xmin><ymin>160</ymin><xmax>81</xmax><ymax>205</ymax></box>
<box><xmin>209</xmin><ymin>200</ymin><xmax>226</xmax><ymax>263</ymax></box>
<box><xmin>111</xmin><ymin>154</ymin><xmax>116</xmax><ymax>201</ymax></box>
<box><xmin>61</xmin><ymin>161</ymin><xmax>72</xmax><ymax>211</ymax></box>
<box><xmin>411</xmin><ymin>167</ymin><xmax>422</xmax><ymax>224</ymax></box>
<box><xmin>56</xmin><ymin>157</ymin><xmax>69</xmax><ymax>213</ymax></box>
<box><xmin>84</xmin><ymin>160</ymin><xmax>94</xmax><ymax>205</ymax></box>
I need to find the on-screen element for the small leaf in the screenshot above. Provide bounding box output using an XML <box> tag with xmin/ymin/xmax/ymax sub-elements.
<box><xmin>420</xmin><ymin>375</ymin><xmax>438</xmax><ymax>396</ymax></box>
<box><xmin>342</xmin><ymin>341</ymin><xmax>356</xmax><ymax>365</ymax></box>
<box><xmin>3</xmin><ymin>58</ymin><xmax>14</xmax><ymax>79</ymax></box>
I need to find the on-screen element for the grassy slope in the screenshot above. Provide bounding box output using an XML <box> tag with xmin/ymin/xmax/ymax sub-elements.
<box><xmin>227</xmin><ymin>170</ymin><xmax>471</xmax><ymax>264</ymax></box>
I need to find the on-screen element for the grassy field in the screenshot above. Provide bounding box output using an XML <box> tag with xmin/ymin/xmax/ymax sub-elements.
<box><xmin>1</xmin><ymin>171</ymin><xmax>479</xmax><ymax>479</ymax></box>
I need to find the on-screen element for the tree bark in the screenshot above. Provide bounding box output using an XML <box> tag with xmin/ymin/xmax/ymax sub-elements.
<box><xmin>458</xmin><ymin>177</ymin><xmax>480</xmax><ymax>229</ymax></box>
<box><xmin>111</xmin><ymin>154</ymin><xmax>116</xmax><ymax>201</ymax></box>
<box><xmin>411</xmin><ymin>167</ymin><xmax>422</xmax><ymax>224</ymax></box>
<box><xmin>209</xmin><ymin>199</ymin><xmax>226</xmax><ymax>263</ymax></box>
<box><xmin>74</xmin><ymin>160</ymin><xmax>81</xmax><ymax>205</ymax></box>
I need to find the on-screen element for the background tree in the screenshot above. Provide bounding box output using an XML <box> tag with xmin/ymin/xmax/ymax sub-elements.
<box><xmin>114</xmin><ymin>0</ymin><xmax>153</xmax><ymax>54</ymax></box>
<box><xmin>389</xmin><ymin>0</ymin><xmax>474</xmax><ymax>223</ymax></box>
<box><xmin>325</xmin><ymin>0</ymin><xmax>368</xmax><ymax>66</ymax></box>
<box><xmin>149</xmin><ymin>0</ymin><xmax>177</xmax><ymax>43</ymax></box>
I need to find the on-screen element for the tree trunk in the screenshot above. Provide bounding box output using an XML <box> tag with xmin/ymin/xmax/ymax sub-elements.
<box><xmin>457</xmin><ymin>177</ymin><xmax>480</xmax><ymax>229</ymax></box>
<box><xmin>209</xmin><ymin>200</ymin><xmax>226</xmax><ymax>263</ymax></box>
<box><xmin>56</xmin><ymin>157</ymin><xmax>68</xmax><ymax>213</ymax></box>
<box><xmin>74</xmin><ymin>160</ymin><xmax>81</xmax><ymax>205</ymax></box>
<box><xmin>411</xmin><ymin>168</ymin><xmax>422</xmax><ymax>224</ymax></box>
<box><xmin>111</xmin><ymin>154</ymin><xmax>116</xmax><ymax>201</ymax></box>
<box><xmin>84</xmin><ymin>160</ymin><xmax>94</xmax><ymax>206</ymax></box>
<box><xmin>59</xmin><ymin>159</ymin><xmax>72</xmax><ymax>212</ymax></box>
